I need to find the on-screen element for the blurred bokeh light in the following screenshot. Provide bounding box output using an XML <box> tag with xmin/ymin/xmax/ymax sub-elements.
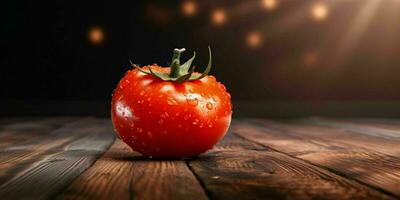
<box><xmin>311</xmin><ymin>3</ymin><xmax>328</xmax><ymax>21</ymax></box>
<box><xmin>88</xmin><ymin>26</ymin><xmax>104</xmax><ymax>45</ymax></box>
<box><xmin>262</xmin><ymin>0</ymin><xmax>278</xmax><ymax>11</ymax></box>
<box><xmin>181</xmin><ymin>1</ymin><xmax>197</xmax><ymax>17</ymax></box>
<box><xmin>211</xmin><ymin>9</ymin><xmax>227</xmax><ymax>26</ymax></box>
<box><xmin>246</xmin><ymin>31</ymin><xmax>263</xmax><ymax>48</ymax></box>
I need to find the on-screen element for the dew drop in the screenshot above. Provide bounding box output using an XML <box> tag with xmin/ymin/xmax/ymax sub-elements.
<box><xmin>206</xmin><ymin>102</ymin><xmax>213</xmax><ymax>110</ymax></box>
<box><xmin>147</xmin><ymin>131</ymin><xmax>153</xmax><ymax>138</ymax></box>
<box><xmin>208</xmin><ymin>123</ymin><xmax>213</xmax><ymax>128</ymax></box>
<box><xmin>165</xmin><ymin>112</ymin><xmax>169</xmax><ymax>117</ymax></box>
<box><xmin>139</xmin><ymin>91</ymin><xmax>145</xmax><ymax>96</ymax></box>
<box><xmin>193</xmin><ymin>121</ymin><xmax>198</xmax><ymax>125</ymax></box>
<box><xmin>186</xmin><ymin>98</ymin><xmax>198</xmax><ymax>106</ymax></box>
<box><xmin>136</xmin><ymin>127</ymin><xmax>143</xmax><ymax>133</ymax></box>
<box><xmin>158</xmin><ymin>119</ymin><xmax>163</xmax><ymax>125</ymax></box>
<box><xmin>218</xmin><ymin>83</ymin><xmax>226</xmax><ymax>90</ymax></box>
<box><xmin>178</xmin><ymin>124</ymin><xmax>182</xmax><ymax>128</ymax></box>
<box><xmin>167</xmin><ymin>98</ymin><xmax>178</xmax><ymax>105</ymax></box>
<box><xmin>199</xmin><ymin>123</ymin><xmax>204</xmax><ymax>128</ymax></box>
<box><xmin>147</xmin><ymin>97</ymin><xmax>151</xmax><ymax>102</ymax></box>
<box><xmin>184</xmin><ymin>114</ymin><xmax>191</xmax><ymax>120</ymax></box>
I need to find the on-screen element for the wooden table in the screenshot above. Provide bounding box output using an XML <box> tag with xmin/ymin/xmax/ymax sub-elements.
<box><xmin>0</xmin><ymin>117</ymin><xmax>399</xmax><ymax>200</ymax></box>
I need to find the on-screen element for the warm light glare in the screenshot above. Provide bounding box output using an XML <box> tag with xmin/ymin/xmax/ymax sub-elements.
<box><xmin>247</xmin><ymin>32</ymin><xmax>262</xmax><ymax>48</ymax></box>
<box><xmin>262</xmin><ymin>0</ymin><xmax>278</xmax><ymax>10</ymax></box>
<box><xmin>182</xmin><ymin>1</ymin><xmax>197</xmax><ymax>17</ymax></box>
<box><xmin>88</xmin><ymin>27</ymin><xmax>104</xmax><ymax>44</ymax></box>
<box><xmin>211</xmin><ymin>9</ymin><xmax>226</xmax><ymax>25</ymax></box>
<box><xmin>312</xmin><ymin>3</ymin><xmax>328</xmax><ymax>21</ymax></box>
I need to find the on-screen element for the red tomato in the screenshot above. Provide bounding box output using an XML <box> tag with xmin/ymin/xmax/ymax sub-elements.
<box><xmin>111</xmin><ymin>48</ymin><xmax>232</xmax><ymax>158</ymax></box>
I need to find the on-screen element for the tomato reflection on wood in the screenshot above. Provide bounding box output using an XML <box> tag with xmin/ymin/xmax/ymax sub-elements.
<box><xmin>111</xmin><ymin>48</ymin><xmax>232</xmax><ymax>158</ymax></box>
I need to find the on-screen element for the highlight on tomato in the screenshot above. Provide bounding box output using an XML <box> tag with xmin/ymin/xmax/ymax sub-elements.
<box><xmin>111</xmin><ymin>47</ymin><xmax>232</xmax><ymax>158</ymax></box>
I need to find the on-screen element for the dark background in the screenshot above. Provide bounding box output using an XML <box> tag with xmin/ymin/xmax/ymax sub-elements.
<box><xmin>2</xmin><ymin>0</ymin><xmax>400</xmax><ymax>117</ymax></box>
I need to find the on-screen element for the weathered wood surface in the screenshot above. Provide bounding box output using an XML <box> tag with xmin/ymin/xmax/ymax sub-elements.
<box><xmin>232</xmin><ymin>119</ymin><xmax>400</xmax><ymax>198</ymax></box>
<box><xmin>59</xmin><ymin>139</ymin><xmax>208</xmax><ymax>200</ymax></box>
<box><xmin>189</xmin><ymin>133</ymin><xmax>395</xmax><ymax>200</ymax></box>
<box><xmin>0</xmin><ymin>117</ymin><xmax>399</xmax><ymax>200</ymax></box>
<box><xmin>0</xmin><ymin>118</ymin><xmax>115</xmax><ymax>200</ymax></box>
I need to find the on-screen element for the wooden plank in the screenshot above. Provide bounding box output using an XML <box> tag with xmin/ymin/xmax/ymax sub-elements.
<box><xmin>232</xmin><ymin>119</ymin><xmax>400</xmax><ymax>198</ymax></box>
<box><xmin>57</xmin><ymin>139</ymin><xmax>208</xmax><ymax>200</ymax></box>
<box><xmin>0</xmin><ymin>117</ymin><xmax>78</xmax><ymax>149</ymax></box>
<box><xmin>336</xmin><ymin>118</ymin><xmax>400</xmax><ymax>131</ymax></box>
<box><xmin>0</xmin><ymin>118</ymin><xmax>96</xmax><ymax>185</ymax></box>
<box><xmin>306</xmin><ymin>118</ymin><xmax>400</xmax><ymax>140</ymax></box>
<box><xmin>212</xmin><ymin>129</ymin><xmax>267</xmax><ymax>152</ymax></box>
<box><xmin>293</xmin><ymin>119</ymin><xmax>400</xmax><ymax>157</ymax></box>
<box><xmin>0</xmin><ymin>118</ymin><xmax>115</xmax><ymax>200</ymax></box>
<box><xmin>188</xmin><ymin>132</ymin><xmax>395</xmax><ymax>200</ymax></box>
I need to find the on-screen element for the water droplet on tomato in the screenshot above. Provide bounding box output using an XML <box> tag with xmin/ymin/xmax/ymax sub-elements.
<box><xmin>164</xmin><ymin>112</ymin><xmax>169</xmax><ymax>117</ymax></box>
<box><xmin>206</xmin><ymin>102</ymin><xmax>213</xmax><ymax>110</ymax></box>
<box><xmin>208</xmin><ymin>123</ymin><xmax>213</xmax><ymax>128</ymax></box>
<box><xmin>178</xmin><ymin>124</ymin><xmax>182</xmax><ymax>128</ymax></box>
<box><xmin>186</xmin><ymin>98</ymin><xmax>198</xmax><ymax>106</ymax></box>
<box><xmin>184</xmin><ymin>114</ymin><xmax>190</xmax><ymax>120</ymax></box>
<box><xmin>147</xmin><ymin>97</ymin><xmax>151</xmax><ymax>102</ymax></box>
<box><xmin>136</xmin><ymin>127</ymin><xmax>143</xmax><ymax>133</ymax></box>
<box><xmin>139</xmin><ymin>91</ymin><xmax>145</xmax><ymax>96</ymax></box>
<box><xmin>158</xmin><ymin>119</ymin><xmax>163</xmax><ymax>125</ymax></box>
<box><xmin>147</xmin><ymin>131</ymin><xmax>153</xmax><ymax>138</ymax></box>
<box><xmin>199</xmin><ymin>123</ymin><xmax>204</xmax><ymax>128</ymax></box>
<box><xmin>218</xmin><ymin>83</ymin><xmax>226</xmax><ymax>90</ymax></box>
<box><xmin>193</xmin><ymin>121</ymin><xmax>198</xmax><ymax>125</ymax></box>
<box><xmin>167</xmin><ymin>98</ymin><xmax>178</xmax><ymax>105</ymax></box>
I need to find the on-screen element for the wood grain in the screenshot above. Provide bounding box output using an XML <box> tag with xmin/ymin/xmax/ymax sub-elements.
<box><xmin>57</xmin><ymin>139</ymin><xmax>208</xmax><ymax>200</ymax></box>
<box><xmin>306</xmin><ymin>118</ymin><xmax>400</xmax><ymax>140</ymax></box>
<box><xmin>189</xmin><ymin>132</ymin><xmax>395</xmax><ymax>200</ymax></box>
<box><xmin>232</xmin><ymin>119</ymin><xmax>400</xmax><ymax>198</ymax></box>
<box><xmin>0</xmin><ymin>118</ymin><xmax>115</xmax><ymax>200</ymax></box>
<box><xmin>0</xmin><ymin>117</ymin><xmax>78</xmax><ymax>149</ymax></box>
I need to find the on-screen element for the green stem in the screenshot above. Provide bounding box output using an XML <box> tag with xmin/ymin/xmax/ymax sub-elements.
<box><xmin>169</xmin><ymin>48</ymin><xmax>186</xmax><ymax>78</ymax></box>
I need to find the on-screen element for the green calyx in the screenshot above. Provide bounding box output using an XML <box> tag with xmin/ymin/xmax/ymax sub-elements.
<box><xmin>130</xmin><ymin>47</ymin><xmax>212</xmax><ymax>83</ymax></box>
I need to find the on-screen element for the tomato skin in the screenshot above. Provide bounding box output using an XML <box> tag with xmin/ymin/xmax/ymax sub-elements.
<box><xmin>111</xmin><ymin>65</ymin><xmax>232</xmax><ymax>158</ymax></box>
